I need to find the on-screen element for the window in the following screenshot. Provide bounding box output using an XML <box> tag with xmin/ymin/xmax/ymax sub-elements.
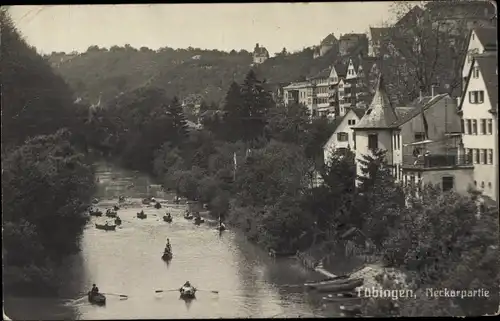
<box><xmin>466</xmin><ymin>119</ymin><xmax>472</xmax><ymax>134</ymax></box>
<box><xmin>474</xmin><ymin>180</ymin><xmax>477</xmax><ymax>186</ymax></box>
<box><xmin>337</xmin><ymin>132</ymin><xmax>349</xmax><ymax>142</ymax></box>
<box><xmin>488</xmin><ymin>182</ymin><xmax>492</xmax><ymax>189</ymax></box>
<box><xmin>487</xmin><ymin>119</ymin><xmax>493</xmax><ymax>134</ymax></box>
<box><xmin>472</xmin><ymin>120</ymin><xmax>478</xmax><ymax>135</ymax></box>
<box><xmin>473</xmin><ymin>149</ymin><xmax>478</xmax><ymax>164</ymax></box>
<box><xmin>461</xmin><ymin>119</ymin><xmax>465</xmax><ymax>133</ymax></box>
<box><xmin>469</xmin><ymin>91</ymin><xmax>485</xmax><ymax>104</ymax></box>
<box><xmin>487</xmin><ymin>149</ymin><xmax>493</xmax><ymax>164</ymax></box>
<box><xmin>481</xmin><ymin>181</ymin><xmax>485</xmax><ymax>189</ymax></box>
<box><xmin>480</xmin><ymin>119</ymin><xmax>487</xmax><ymax>134</ymax></box>
<box><xmin>472</xmin><ymin>66</ymin><xmax>480</xmax><ymax>78</ymax></box>
<box><xmin>397</xmin><ymin>134</ymin><xmax>401</xmax><ymax>150</ymax></box>
<box><xmin>353</xmin><ymin>132</ymin><xmax>356</xmax><ymax>150</ymax></box>
<box><xmin>480</xmin><ymin>149</ymin><xmax>487</xmax><ymax>164</ymax></box>
<box><xmin>414</xmin><ymin>132</ymin><xmax>425</xmax><ymax>141</ymax></box>
<box><xmin>348</xmin><ymin>119</ymin><xmax>356</xmax><ymax>126</ymax></box>
<box><xmin>442</xmin><ymin>176</ymin><xmax>454</xmax><ymax>192</ymax></box>
<box><xmin>368</xmin><ymin>134</ymin><xmax>378</xmax><ymax>150</ymax></box>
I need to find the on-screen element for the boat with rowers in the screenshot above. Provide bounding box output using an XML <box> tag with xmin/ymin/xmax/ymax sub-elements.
<box><xmin>88</xmin><ymin>284</ymin><xmax>106</xmax><ymax>305</ymax></box>
<box><xmin>95</xmin><ymin>222</ymin><xmax>117</xmax><ymax>231</ymax></box>
<box><xmin>154</xmin><ymin>202</ymin><xmax>162</xmax><ymax>209</ymax></box>
<box><xmin>163</xmin><ymin>213</ymin><xmax>173</xmax><ymax>223</ymax></box>
<box><xmin>184</xmin><ymin>211</ymin><xmax>194</xmax><ymax>220</ymax></box>
<box><xmin>89</xmin><ymin>207</ymin><xmax>103</xmax><ymax>217</ymax></box>
<box><xmin>137</xmin><ymin>211</ymin><xmax>147</xmax><ymax>219</ymax></box>
<box><xmin>105</xmin><ymin>209</ymin><xmax>118</xmax><ymax>217</ymax></box>
<box><xmin>179</xmin><ymin>281</ymin><xmax>196</xmax><ymax>299</ymax></box>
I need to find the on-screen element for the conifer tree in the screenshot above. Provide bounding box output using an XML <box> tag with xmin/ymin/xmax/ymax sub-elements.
<box><xmin>221</xmin><ymin>81</ymin><xmax>245</xmax><ymax>142</ymax></box>
<box><xmin>167</xmin><ymin>96</ymin><xmax>189</xmax><ymax>146</ymax></box>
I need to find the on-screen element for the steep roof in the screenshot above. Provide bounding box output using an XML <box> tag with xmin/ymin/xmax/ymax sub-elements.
<box><xmin>321</xmin><ymin>33</ymin><xmax>338</xmax><ymax>46</ymax></box>
<box><xmin>392</xmin><ymin>94</ymin><xmax>447</xmax><ymax>127</ymax></box>
<box><xmin>474</xmin><ymin>27</ymin><xmax>497</xmax><ymax>51</ymax></box>
<box><xmin>253</xmin><ymin>44</ymin><xmax>269</xmax><ymax>57</ymax></box>
<box><xmin>353</xmin><ymin>75</ymin><xmax>398</xmax><ymax>129</ymax></box>
<box><xmin>369</xmin><ymin>27</ymin><xmax>391</xmax><ymax>43</ymax></box>
<box><xmin>476</xmin><ymin>54</ymin><xmax>498</xmax><ymax>108</ymax></box>
<box><xmin>322</xmin><ymin>107</ymin><xmax>366</xmax><ymax>149</ymax></box>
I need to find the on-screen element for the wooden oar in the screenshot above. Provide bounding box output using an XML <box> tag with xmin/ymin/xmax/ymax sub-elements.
<box><xmin>196</xmin><ymin>289</ymin><xmax>219</xmax><ymax>294</ymax></box>
<box><xmin>101</xmin><ymin>292</ymin><xmax>128</xmax><ymax>298</ymax></box>
<box><xmin>155</xmin><ymin>289</ymin><xmax>179</xmax><ymax>293</ymax></box>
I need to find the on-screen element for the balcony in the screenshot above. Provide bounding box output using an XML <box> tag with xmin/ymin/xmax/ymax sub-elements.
<box><xmin>402</xmin><ymin>154</ymin><xmax>473</xmax><ymax>169</ymax></box>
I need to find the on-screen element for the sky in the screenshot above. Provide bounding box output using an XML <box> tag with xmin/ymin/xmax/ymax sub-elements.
<box><xmin>8</xmin><ymin>3</ymin><xmax>395</xmax><ymax>55</ymax></box>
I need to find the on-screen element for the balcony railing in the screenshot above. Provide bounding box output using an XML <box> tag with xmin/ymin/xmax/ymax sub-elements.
<box><xmin>402</xmin><ymin>153</ymin><xmax>473</xmax><ymax>169</ymax></box>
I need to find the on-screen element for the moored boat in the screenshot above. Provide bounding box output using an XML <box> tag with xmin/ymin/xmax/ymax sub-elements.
<box><xmin>88</xmin><ymin>292</ymin><xmax>106</xmax><ymax>305</ymax></box>
<box><xmin>163</xmin><ymin>215</ymin><xmax>172</xmax><ymax>223</ymax></box>
<box><xmin>137</xmin><ymin>212</ymin><xmax>147</xmax><ymax>219</ymax></box>
<box><xmin>304</xmin><ymin>275</ymin><xmax>350</xmax><ymax>287</ymax></box>
<box><xmin>95</xmin><ymin>223</ymin><xmax>117</xmax><ymax>231</ymax></box>
<box><xmin>115</xmin><ymin>217</ymin><xmax>122</xmax><ymax>225</ymax></box>
<box><xmin>89</xmin><ymin>208</ymin><xmax>103</xmax><ymax>217</ymax></box>
<box><xmin>311</xmin><ymin>278</ymin><xmax>364</xmax><ymax>293</ymax></box>
<box><xmin>106</xmin><ymin>209</ymin><xmax>118</xmax><ymax>217</ymax></box>
<box><xmin>179</xmin><ymin>286</ymin><xmax>196</xmax><ymax>299</ymax></box>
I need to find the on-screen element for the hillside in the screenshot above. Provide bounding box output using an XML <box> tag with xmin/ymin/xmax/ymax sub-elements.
<box><xmin>46</xmin><ymin>43</ymin><xmax>341</xmax><ymax>106</ymax></box>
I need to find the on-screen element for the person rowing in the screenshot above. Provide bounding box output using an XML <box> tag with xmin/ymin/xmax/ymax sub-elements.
<box><xmin>165</xmin><ymin>239</ymin><xmax>172</xmax><ymax>253</ymax></box>
<box><xmin>182</xmin><ymin>281</ymin><xmax>192</xmax><ymax>289</ymax></box>
<box><xmin>91</xmin><ymin>284</ymin><xmax>99</xmax><ymax>294</ymax></box>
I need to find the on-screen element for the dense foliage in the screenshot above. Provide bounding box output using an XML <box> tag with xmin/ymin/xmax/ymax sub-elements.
<box><xmin>1</xmin><ymin>9</ymin><xmax>96</xmax><ymax>295</ymax></box>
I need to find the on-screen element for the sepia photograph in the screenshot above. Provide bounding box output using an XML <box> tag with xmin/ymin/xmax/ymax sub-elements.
<box><xmin>1</xmin><ymin>1</ymin><xmax>498</xmax><ymax>319</ymax></box>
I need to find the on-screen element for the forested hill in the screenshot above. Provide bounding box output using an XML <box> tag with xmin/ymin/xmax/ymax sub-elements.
<box><xmin>46</xmin><ymin>44</ymin><xmax>340</xmax><ymax>105</ymax></box>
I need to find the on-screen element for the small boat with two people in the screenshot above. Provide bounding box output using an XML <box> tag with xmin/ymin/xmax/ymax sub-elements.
<box><xmin>106</xmin><ymin>208</ymin><xmax>118</xmax><ymax>218</ymax></box>
<box><xmin>137</xmin><ymin>210</ymin><xmax>147</xmax><ymax>219</ymax></box>
<box><xmin>184</xmin><ymin>210</ymin><xmax>194</xmax><ymax>220</ymax></box>
<box><xmin>179</xmin><ymin>281</ymin><xmax>196</xmax><ymax>300</ymax></box>
<box><xmin>88</xmin><ymin>284</ymin><xmax>106</xmax><ymax>305</ymax></box>
<box><xmin>154</xmin><ymin>201</ymin><xmax>162</xmax><ymax>209</ymax></box>
<box><xmin>163</xmin><ymin>213</ymin><xmax>173</xmax><ymax>223</ymax></box>
<box><xmin>162</xmin><ymin>239</ymin><xmax>173</xmax><ymax>261</ymax></box>
<box><xmin>89</xmin><ymin>207</ymin><xmax>103</xmax><ymax>217</ymax></box>
<box><xmin>95</xmin><ymin>221</ymin><xmax>117</xmax><ymax>231</ymax></box>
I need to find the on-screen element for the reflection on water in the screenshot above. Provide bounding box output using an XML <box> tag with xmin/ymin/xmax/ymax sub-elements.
<box><xmin>5</xmin><ymin>161</ymin><xmax>340</xmax><ymax>319</ymax></box>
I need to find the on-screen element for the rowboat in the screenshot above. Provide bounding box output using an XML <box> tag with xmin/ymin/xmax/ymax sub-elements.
<box><xmin>88</xmin><ymin>292</ymin><xmax>106</xmax><ymax>305</ymax></box>
<box><xmin>137</xmin><ymin>212</ymin><xmax>147</xmax><ymax>219</ymax></box>
<box><xmin>162</xmin><ymin>251</ymin><xmax>173</xmax><ymax>261</ymax></box>
<box><xmin>310</xmin><ymin>278</ymin><xmax>364</xmax><ymax>293</ymax></box>
<box><xmin>184</xmin><ymin>214</ymin><xmax>194</xmax><ymax>220</ymax></box>
<box><xmin>304</xmin><ymin>275</ymin><xmax>350</xmax><ymax>287</ymax></box>
<box><xmin>115</xmin><ymin>217</ymin><xmax>122</xmax><ymax>225</ymax></box>
<box><xmin>142</xmin><ymin>198</ymin><xmax>151</xmax><ymax>205</ymax></box>
<box><xmin>106</xmin><ymin>210</ymin><xmax>118</xmax><ymax>218</ymax></box>
<box><xmin>154</xmin><ymin>202</ymin><xmax>162</xmax><ymax>209</ymax></box>
<box><xmin>163</xmin><ymin>215</ymin><xmax>172</xmax><ymax>223</ymax></box>
<box><xmin>89</xmin><ymin>208</ymin><xmax>102</xmax><ymax>217</ymax></box>
<box><xmin>179</xmin><ymin>286</ymin><xmax>196</xmax><ymax>299</ymax></box>
<box><xmin>194</xmin><ymin>217</ymin><xmax>205</xmax><ymax>224</ymax></box>
<box><xmin>340</xmin><ymin>304</ymin><xmax>362</xmax><ymax>315</ymax></box>
<box><xmin>95</xmin><ymin>223</ymin><xmax>116</xmax><ymax>231</ymax></box>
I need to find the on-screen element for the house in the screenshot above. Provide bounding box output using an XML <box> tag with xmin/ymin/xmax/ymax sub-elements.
<box><xmin>323</xmin><ymin>107</ymin><xmax>366</xmax><ymax>164</ymax></box>
<box><xmin>253</xmin><ymin>43</ymin><xmax>269</xmax><ymax>64</ymax></box>
<box><xmin>458</xmin><ymin>53</ymin><xmax>498</xmax><ymax>200</ymax></box>
<box><xmin>283</xmin><ymin>81</ymin><xmax>311</xmax><ymax>109</ymax></box>
<box><xmin>353</xmin><ymin>75</ymin><xmax>474</xmax><ymax>195</ymax></box>
<box><xmin>461</xmin><ymin>27</ymin><xmax>497</xmax><ymax>91</ymax></box>
<box><xmin>368</xmin><ymin>27</ymin><xmax>391</xmax><ymax>57</ymax></box>
<box><xmin>425</xmin><ymin>0</ymin><xmax>496</xmax><ymax>31</ymax></box>
<box><xmin>339</xmin><ymin>33</ymin><xmax>368</xmax><ymax>56</ymax></box>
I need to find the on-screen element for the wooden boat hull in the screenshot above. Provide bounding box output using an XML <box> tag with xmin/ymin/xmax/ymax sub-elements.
<box><xmin>163</xmin><ymin>216</ymin><xmax>172</xmax><ymax>223</ymax></box>
<box><xmin>142</xmin><ymin>199</ymin><xmax>150</xmax><ymax>205</ymax></box>
<box><xmin>88</xmin><ymin>292</ymin><xmax>106</xmax><ymax>305</ymax></box>
<box><xmin>184</xmin><ymin>216</ymin><xmax>193</xmax><ymax>220</ymax></box>
<box><xmin>95</xmin><ymin>224</ymin><xmax>116</xmax><ymax>231</ymax></box>
<box><xmin>89</xmin><ymin>211</ymin><xmax>102</xmax><ymax>217</ymax></box>
<box><xmin>137</xmin><ymin>213</ymin><xmax>147</xmax><ymax>219</ymax></box>
<box><xmin>162</xmin><ymin>252</ymin><xmax>173</xmax><ymax>261</ymax></box>
<box><xmin>154</xmin><ymin>203</ymin><xmax>162</xmax><ymax>209</ymax></box>
<box><xmin>106</xmin><ymin>212</ymin><xmax>117</xmax><ymax>218</ymax></box>
<box><xmin>179</xmin><ymin>287</ymin><xmax>196</xmax><ymax>299</ymax></box>
<box><xmin>115</xmin><ymin>218</ymin><xmax>122</xmax><ymax>225</ymax></box>
<box><xmin>313</xmin><ymin>278</ymin><xmax>364</xmax><ymax>293</ymax></box>
<box><xmin>304</xmin><ymin>275</ymin><xmax>350</xmax><ymax>287</ymax></box>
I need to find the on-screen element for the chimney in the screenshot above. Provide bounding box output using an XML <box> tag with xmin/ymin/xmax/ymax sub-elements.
<box><xmin>431</xmin><ymin>84</ymin><xmax>436</xmax><ymax>97</ymax></box>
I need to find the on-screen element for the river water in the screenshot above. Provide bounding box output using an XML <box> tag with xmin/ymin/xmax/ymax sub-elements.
<box><xmin>4</xmin><ymin>161</ymin><xmax>343</xmax><ymax>319</ymax></box>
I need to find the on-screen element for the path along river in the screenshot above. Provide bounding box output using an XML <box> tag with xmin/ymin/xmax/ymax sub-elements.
<box><xmin>4</xmin><ymin>161</ymin><xmax>345</xmax><ymax>319</ymax></box>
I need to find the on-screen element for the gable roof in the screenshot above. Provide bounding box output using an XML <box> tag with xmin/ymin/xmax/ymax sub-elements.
<box><xmin>459</xmin><ymin>53</ymin><xmax>498</xmax><ymax>112</ymax></box>
<box><xmin>321</xmin><ymin>33</ymin><xmax>338</xmax><ymax>46</ymax></box>
<box><xmin>369</xmin><ymin>27</ymin><xmax>391</xmax><ymax>43</ymax></box>
<box><xmin>474</xmin><ymin>27</ymin><xmax>498</xmax><ymax>51</ymax></box>
<box><xmin>353</xmin><ymin>75</ymin><xmax>398</xmax><ymax>129</ymax></box>
<box><xmin>392</xmin><ymin>94</ymin><xmax>447</xmax><ymax>127</ymax></box>
<box><xmin>322</xmin><ymin>108</ymin><xmax>365</xmax><ymax>149</ymax></box>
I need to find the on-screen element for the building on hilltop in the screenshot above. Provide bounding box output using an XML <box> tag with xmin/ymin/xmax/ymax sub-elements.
<box><xmin>253</xmin><ymin>43</ymin><xmax>269</xmax><ymax>64</ymax></box>
<box><xmin>458</xmin><ymin>53</ymin><xmax>498</xmax><ymax>201</ymax></box>
<box><xmin>339</xmin><ymin>33</ymin><xmax>368</xmax><ymax>56</ymax></box>
<box><xmin>313</xmin><ymin>33</ymin><xmax>339</xmax><ymax>59</ymax></box>
<box><xmin>352</xmin><ymin>75</ymin><xmax>474</xmax><ymax>195</ymax></box>
<box><xmin>368</xmin><ymin>27</ymin><xmax>391</xmax><ymax>58</ymax></box>
<box><xmin>425</xmin><ymin>0</ymin><xmax>496</xmax><ymax>31</ymax></box>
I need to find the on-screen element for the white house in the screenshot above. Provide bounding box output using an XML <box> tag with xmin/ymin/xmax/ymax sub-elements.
<box><xmin>461</xmin><ymin>27</ymin><xmax>497</xmax><ymax>91</ymax></box>
<box><xmin>323</xmin><ymin>107</ymin><xmax>366</xmax><ymax>164</ymax></box>
<box><xmin>458</xmin><ymin>53</ymin><xmax>498</xmax><ymax>200</ymax></box>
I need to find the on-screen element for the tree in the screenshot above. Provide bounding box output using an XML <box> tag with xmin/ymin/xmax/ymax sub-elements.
<box><xmin>239</xmin><ymin>70</ymin><xmax>274</xmax><ymax>145</ymax></box>
<box><xmin>265</xmin><ymin>102</ymin><xmax>310</xmax><ymax>145</ymax></box>
<box><xmin>166</xmin><ymin>96</ymin><xmax>189</xmax><ymax>146</ymax></box>
<box><xmin>221</xmin><ymin>81</ymin><xmax>245</xmax><ymax>142</ymax></box>
<box><xmin>379</xmin><ymin>1</ymin><xmax>494</xmax><ymax>103</ymax></box>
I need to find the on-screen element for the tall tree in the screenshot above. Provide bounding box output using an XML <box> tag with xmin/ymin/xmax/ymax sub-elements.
<box><xmin>167</xmin><ymin>96</ymin><xmax>189</xmax><ymax>146</ymax></box>
<box><xmin>221</xmin><ymin>81</ymin><xmax>245</xmax><ymax>142</ymax></box>
<box><xmin>239</xmin><ymin>70</ymin><xmax>274</xmax><ymax>144</ymax></box>
<box><xmin>265</xmin><ymin>102</ymin><xmax>311</xmax><ymax>145</ymax></box>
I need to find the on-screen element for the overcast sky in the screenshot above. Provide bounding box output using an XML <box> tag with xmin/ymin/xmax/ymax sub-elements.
<box><xmin>9</xmin><ymin>3</ymin><xmax>394</xmax><ymax>55</ymax></box>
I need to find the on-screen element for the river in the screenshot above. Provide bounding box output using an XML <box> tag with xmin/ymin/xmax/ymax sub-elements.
<box><xmin>4</xmin><ymin>161</ymin><xmax>344</xmax><ymax>319</ymax></box>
